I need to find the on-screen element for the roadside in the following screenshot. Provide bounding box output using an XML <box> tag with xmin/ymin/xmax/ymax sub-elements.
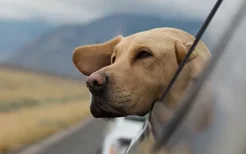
<box><xmin>9</xmin><ymin>119</ymin><xmax>108</xmax><ymax>154</ymax></box>
<box><xmin>0</xmin><ymin>101</ymin><xmax>90</xmax><ymax>154</ymax></box>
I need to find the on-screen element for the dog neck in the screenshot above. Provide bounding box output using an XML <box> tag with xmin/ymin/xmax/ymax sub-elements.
<box><xmin>150</xmin><ymin>73</ymin><xmax>194</xmax><ymax>136</ymax></box>
<box><xmin>127</xmin><ymin>76</ymin><xmax>194</xmax><ymax>154</ymax></box>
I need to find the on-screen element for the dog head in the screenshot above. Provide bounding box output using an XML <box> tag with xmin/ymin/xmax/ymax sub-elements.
<box><xmin>72</xmin><ymin>28</ymin><xmax>210</xmax><ymax>118</ymax></box>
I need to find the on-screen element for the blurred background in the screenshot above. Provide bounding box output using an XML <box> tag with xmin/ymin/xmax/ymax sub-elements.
<box><xmin>0</xmin><ymin>0</ymin><xmax>244</xmax><ymax>154</ymax></box>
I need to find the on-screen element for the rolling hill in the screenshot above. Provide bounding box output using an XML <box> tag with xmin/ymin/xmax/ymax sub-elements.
<box><xmin>0</xmin><ymin>20</ymin><xmax>55</xmax><ymax>61</ymax></box>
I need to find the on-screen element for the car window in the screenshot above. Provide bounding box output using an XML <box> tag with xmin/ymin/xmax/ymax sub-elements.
<box><xmin>125</xmin><ymin>115</ymin><xmax>148</xmax><ymax>122</ymax></box>
<box><xmin>154</xmin><ymin>2</ymin><xmax>246</xmax><ymax>153</ymax></box>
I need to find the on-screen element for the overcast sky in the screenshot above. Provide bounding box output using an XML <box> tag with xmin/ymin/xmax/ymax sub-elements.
<box><xmin>0</xmin><ymin>0</ymin><xmax>244</xmax><ymax>43</ymax></box>
<box><xmin>0</xmin><ymin>0</ymin><xmax>225</xmax><ymax>24</ymax></box>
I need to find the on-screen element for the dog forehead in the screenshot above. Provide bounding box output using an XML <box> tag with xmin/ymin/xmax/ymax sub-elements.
<box><xmin>113</xmin><ymin>28</ymin><xmax>195</xmax><ymax>57</ymax></box>
<box><xmin>116</xmin><ymin>31</ymin><xmax>173</xmax><ymax>50</ymax></box>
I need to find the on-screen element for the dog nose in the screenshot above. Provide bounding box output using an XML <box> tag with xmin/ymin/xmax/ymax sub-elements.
<box><xmin>86</xmin><ymin>72</ymin><xmax>108</xmax><ymax>93</ymax></box>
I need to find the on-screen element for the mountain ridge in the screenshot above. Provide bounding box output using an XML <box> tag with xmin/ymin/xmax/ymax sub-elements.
<box><xmin>6</xmin><ymin>14</ymin><xmax>205</xmax><ymax>79</ymax></box>
<box><xmin>0</xmin><ymin>20</ymin><xmax>55</xmax><ymax>61</ymax></box>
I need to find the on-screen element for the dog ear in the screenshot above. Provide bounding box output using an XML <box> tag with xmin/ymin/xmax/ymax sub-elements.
<box><xmin>175</xmin><ymin>41</ymin><xmax>210</xmax><ymax>79</ymax></box>
<box><xmin>72</xmin><ymin>35</ymin><xmax>123</xmax><ymax>76</ymax></box>
<box><xmin>175</xmin><ymin>41</ymin><xmax>198</xmax><ymax>65</ymax></box>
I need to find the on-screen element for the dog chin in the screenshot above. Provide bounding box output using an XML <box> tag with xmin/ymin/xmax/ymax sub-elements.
<box><xmin>90</xmin><ymin>103</ymin><xmax>124</xmax><ymax>118</ymax></box>
<box><xmin>89</xmin><ymin>95</ymin><xmax>124</xmax><ymax>118</ymax></box>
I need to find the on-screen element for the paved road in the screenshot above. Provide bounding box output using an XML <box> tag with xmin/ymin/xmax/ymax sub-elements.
<box><xmin>16</xmin><ymin>119</ymin><xmax>108</xmax><ymax>154</ymax></box>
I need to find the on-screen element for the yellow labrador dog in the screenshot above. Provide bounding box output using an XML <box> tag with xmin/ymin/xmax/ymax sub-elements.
<box><xmin>72</xmin><ymin>27</ymin><xmax>211</xmax><ymax>153</ymax></box>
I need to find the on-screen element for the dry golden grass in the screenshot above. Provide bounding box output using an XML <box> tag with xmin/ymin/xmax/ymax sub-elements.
<box><xmin>0</xmin><ymin>67</ymin><xmax>87</xmax><ymax>101</ymax></box>
<box><xmin>0</xmin><ymin>100</ymin><xmax>90</xmax><ymax>153</ymax></box>
<box><xmin>0</xmin><ymin>67</ymin><xmax>91</xmax><ymax>153</ymax></box>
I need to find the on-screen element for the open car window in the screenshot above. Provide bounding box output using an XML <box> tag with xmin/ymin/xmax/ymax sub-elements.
<box><xmin>155</xmin><ymin>1</ymin><xmax>246</xmax><ymax>154</ymax></box>
<box><xmin>125</xmin><ymin>115</ymin><xmax>148</xmax><ymax>122</ymax></box>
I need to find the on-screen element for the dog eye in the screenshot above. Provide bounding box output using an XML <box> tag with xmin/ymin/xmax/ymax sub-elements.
<box><xmin>112</xmin><ymin>56</ymin><xmax>116</xmax><ymax>63</ymax></box>
<box><xmin>136</xmin><ymin>50</ymin><xmax>152</xmax><ymax>59</ymax></box>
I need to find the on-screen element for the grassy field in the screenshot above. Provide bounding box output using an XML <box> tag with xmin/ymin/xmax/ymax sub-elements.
<box><xmin>0</xmin><ymin>67</ymin><xmax>90</xmax><ymax>153</ymax></box>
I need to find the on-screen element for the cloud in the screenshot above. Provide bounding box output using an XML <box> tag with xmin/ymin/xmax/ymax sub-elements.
<box><xmin>0</xmin><ymin>0</ymin><xmax>101</xmax><ymax>23</ymax></box>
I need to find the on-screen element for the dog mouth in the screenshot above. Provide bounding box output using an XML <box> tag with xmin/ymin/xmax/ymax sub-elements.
<box><xmin>90</xmin><ymin>95</ymin><xmax>124</xmax><ymax>118</ymax></box>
